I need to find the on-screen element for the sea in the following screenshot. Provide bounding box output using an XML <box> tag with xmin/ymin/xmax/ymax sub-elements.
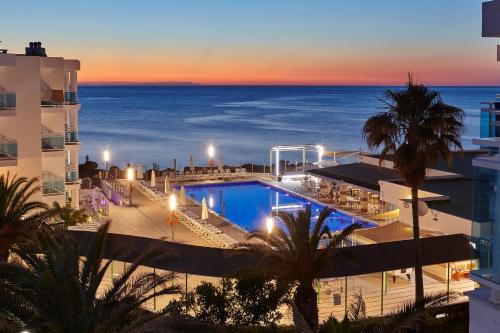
<box><xmin>78</xmin><ymin>85</ymin><xmax>500</xmax><ymax>170</ymax></box>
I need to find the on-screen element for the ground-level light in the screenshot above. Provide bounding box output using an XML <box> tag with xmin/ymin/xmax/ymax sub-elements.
<box><xmin>266</xmin><ymin>217</ymin><xmax>274</xmax><ymax>234</ymax></box>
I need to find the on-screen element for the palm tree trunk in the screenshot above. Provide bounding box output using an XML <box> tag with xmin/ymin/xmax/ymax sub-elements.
<box><xmin>411</xmin><ymin>185</ymin><xmax>424</xmax><ymax>306</ymax></box>
<box><xmin>293</xmin><ymin>282</ymin><xmax>318</xmax><ymax>331</ymax></box>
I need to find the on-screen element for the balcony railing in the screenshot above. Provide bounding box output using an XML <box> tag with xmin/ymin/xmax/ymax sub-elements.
<box><xmin>42</xmin><ymin>171</ymin><xmax>65</xmax><ymax>195</ymax></box>
<box><xmin>42</xmin><ymin>135</ymin><xmax>65</xmax><ymax>151</ymax></box>
<box><xmin>64</xmin><ymin>90</ymin><xmax>78</xmax><ymax>105</ymax></box>
<box><xmin>65</xmin><ymin>128</ymin><xmax>79</xmax><ymax>144</ymax></box>
<box><xmin>42</xmin><ymin>126</ymin><xmax>65</xmax><ymax>151</ymax></box>
<box><xmin>0</xmin><ymin>135</ymin><xmax>17</xmax><ymax>160</ymax></box>
<box><xmin>0</xmin><ymin>92</ymin><xmax>16</xmax><ymax>110</ymax></box>
<box><xmin>65</xmin><ymin>166</ymin><xmax>79</xmax><ymax>184</ymax></box>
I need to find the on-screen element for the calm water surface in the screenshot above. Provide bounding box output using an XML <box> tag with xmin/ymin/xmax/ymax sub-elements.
<box><xmin>78</xmin><ymin>85</ymin><xmax>499</xmax><ymax>169</ymax></box>
<box><xmin>181</xmin><ymin>181</ymin><xmax>376</xmax><ymax>232</ymax></box>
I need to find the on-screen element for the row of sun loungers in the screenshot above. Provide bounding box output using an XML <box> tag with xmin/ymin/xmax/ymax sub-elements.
<box><xmin>181</xmin><ymin>209</ymin><xmax>238</xmax><ymax>248</ymax></box>
<box><xmin>165</xmin><ymin>168</ymin><xmax>248</xmax><ymax>181</ymax></box>
<box><xmin>135</xmin><ymin>180</ymin><xmax>238</xmax><ymax>248</ymax></box>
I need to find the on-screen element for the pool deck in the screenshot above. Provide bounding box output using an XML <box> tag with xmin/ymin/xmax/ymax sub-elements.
<box><xmin>108</xmin><ymin>190</ymin><xmax>212</xmax><ymax>247</ymax></box>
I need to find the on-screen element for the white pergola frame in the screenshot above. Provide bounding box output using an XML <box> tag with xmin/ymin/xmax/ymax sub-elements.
<box><xmin>269</xmin><ymin>144</ymin><xmax>324</xmax><ymax>177</ymax></box>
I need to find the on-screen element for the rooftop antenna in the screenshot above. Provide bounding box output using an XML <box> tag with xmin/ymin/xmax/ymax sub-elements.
<box><xmin>0</xmin><ymin>41</ymin><xmax>7</xmax><ymax>54</ymax></box>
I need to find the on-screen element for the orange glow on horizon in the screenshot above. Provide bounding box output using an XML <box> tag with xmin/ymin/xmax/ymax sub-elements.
<box><xmin>76</xmin><ymin>50</ymin><xmax>500</xmax><ymax>86</ymax></box>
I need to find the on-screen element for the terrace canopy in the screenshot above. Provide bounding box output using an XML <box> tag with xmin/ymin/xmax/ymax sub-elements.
<box><xmin>269</xmin><ymin>144</ymin><xmax>322</xmax><ymax>177</ymax></box>
<box><xmin>354</xmin><ymin>220</ymin><xmax>435</xmax><ymax>244</ymax></box>
<box><xmin>67</xmin><ymin>231</ymin><xmax>475</xmax><ymax>278</ymax></box>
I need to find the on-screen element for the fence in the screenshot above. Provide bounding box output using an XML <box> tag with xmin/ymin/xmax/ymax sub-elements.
<box><xmin>96</xmin><ymin>259</ymin><xmax>475</xmax><ymax>325</ymax></box>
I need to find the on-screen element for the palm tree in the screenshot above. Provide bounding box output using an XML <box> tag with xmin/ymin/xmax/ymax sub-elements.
<box><xmin>0</xmin><ymin>172</ymin><xmax>60</xmax><ymax>261</ymax></box>
<box><xmin>51</xmin><ymin>201</ymin><xmax>89</xmax><ymax>227</ymax></box>
<box><xmin>362</xmin><ymin>75</ymin><xmax>464</xmax><ymax>304</ymax></box>
<box><xmin>0</xmin><ymin>223</ymin><xmax>181</xmax><ymax>333</ymax></box>
<box><xmin>239</xmin><ymin>206</ymin><xmax>361</xmax><ymax>331</ymax></box>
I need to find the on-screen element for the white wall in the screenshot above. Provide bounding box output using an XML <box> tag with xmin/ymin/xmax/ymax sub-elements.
<box><xmin>379</xmin><ymin>181</ymin><xmax>471</xmax><ymax>235</ymax></box>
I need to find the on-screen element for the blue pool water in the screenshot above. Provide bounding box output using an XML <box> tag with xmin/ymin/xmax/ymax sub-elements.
<box><xmin>181</xmin><ymin>181</ymin><xmax>376</xmax><ymax>232</ymax></box>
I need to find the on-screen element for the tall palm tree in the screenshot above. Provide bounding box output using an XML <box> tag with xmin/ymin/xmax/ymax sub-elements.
<box><xmin>0</xmin><ymin>172</ymin><xmax>60</xmax><ymax>261</ymax></box>
<box><xmin>362</xmin><ymin>75</ymin><xmax>464</xmax><ymax>304</ymax></box>
<box><xmin>0</xmin><ymin>223</ymin><xmax>181</xmax><ymax>333</ymax></box>
<box><xmin>239</xmin><ymin>206</ymin><xmax>361</xmax><ymax>331</ymax></box>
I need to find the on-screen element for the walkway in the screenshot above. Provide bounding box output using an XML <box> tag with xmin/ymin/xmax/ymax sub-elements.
<box><xmin>108</xmin><ymin>190</ymin><xmax>211</xmax><ymax>247</ymax></box>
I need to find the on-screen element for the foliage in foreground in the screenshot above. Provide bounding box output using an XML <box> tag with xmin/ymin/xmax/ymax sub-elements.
<box><xmin>0</xmin><ymin>172</ymin><xmax>63</xmax><ymax>261</ymax></box>
<box><xmin>166</xmin><ymin>270</ymin><xmax>289</xmax><ymax>327</ymax></box>
<box><xmin>238</xmin><ymin>206</ymin><xmax>361</xmax><ymax>331</ymax></box>
<box><xmin>0</xmin><ymin>223</ymin><xmax>181</xmax><ymax>333</ymax></box>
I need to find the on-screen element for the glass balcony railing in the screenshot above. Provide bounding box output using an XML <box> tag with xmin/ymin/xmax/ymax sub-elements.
<box><xmin>65</xmin><ymin>167</ymin><xmax>79</xmax><ymax>183</ymax></box>
<box><xmin>64</xmin><ymin>90</ymin><xmax>78</xmax><ymax>104</ymax></box>
<box><xmin>42</xmin><ymin>171</ymin><xmax>65</xmax><ymax>195</ymax></box>
<box><xmin>472</xmin><ymin>165</ymin><xmax>500</xmax><ymax>285</ymax></box>
<box><xmin>65</xmin><ymin>129</ymin><xmax>79</xmax><ymax>144</ymax></box>
<box><xmin>0</xmin><ymin>92</ymin><xmax>16</xmax><ymax>110</ymax></box>
<box><xmin>0</xmin><ymin>136</ymin><xmax>17</xmax><ymax>160</ymax></box>
<box><xmin>42</xmin><ymin>135</ymin><xmax>65</xmax><ymax>151</ymax></box>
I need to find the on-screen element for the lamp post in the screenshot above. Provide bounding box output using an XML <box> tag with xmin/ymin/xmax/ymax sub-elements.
<box><xmin>127</xmin><ymin>165</ymin><xmax>134</xmax><ymax>206</ymax></box>
<box><xmin>266</xmin><ymin>216</ymin><xmax>274</xmax><ymax>235</ymax></box>
<box><xmin>207</xmin><ymin>144</ymin><xmax>215</xmax><ymax>171</ymax></box>
<box><xmin>169</xmin><ymin>193</ymin><xmax>178</xmax><ymax>240</ymax></box>
<box><xmin>103</xmin><ymin>149</ymin><xmax>110</xmax><ymax>180</ymax></box>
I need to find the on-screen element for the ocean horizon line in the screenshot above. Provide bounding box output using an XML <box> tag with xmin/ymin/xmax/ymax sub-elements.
<box><xmin>78</xmin><ymin>82</ymin><xmax>500</xmax><ymax>88</ymax></box>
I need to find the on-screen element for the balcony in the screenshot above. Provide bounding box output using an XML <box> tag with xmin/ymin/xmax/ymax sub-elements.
<box><xmin>42</xmin><ymin>127</ymin><xmax>65</xmax><ymax>151</ymax></box>
<box><xmin>41</xmin><ymin>90</ymin><xmax>64</xmax><ymax>107</ymax></box>
<box><xmin>65</xmin><ymin>166</ymin><xmax>79</xmax><ymax>184</ymax></box>
<box><xmin>42</xmin><ymin>171</ymin><xmax>65</xmax><ymax>195</ymax></box>
<box><xmin>0</xmin><ymin>92</ymin><xmax>16</xmax><ymax>110</ymax></box>
<box><xmin>64</xmin><ymin>90</ymin><xmax>78</xmax><ymax>105</ymax></box>
<box><xmin>65</xmin><ymin>128</ymin><xmax>79</xmax><ymax>144</ymax></box>
<box><xmin>0</xmin><ymin>135</ymin><xmax>17</xmax><ymax>162</ymax></box>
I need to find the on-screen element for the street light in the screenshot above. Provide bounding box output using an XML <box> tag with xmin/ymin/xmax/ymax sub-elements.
<box><xmin>169</xmin><ymin>193</ymin><xmax>178</xmax><ymax>240</ymax></box>
<box><xmin>207</xmin><ymin>144</ymin><xmax>215</xmax><ymax>170</ymax></box>
<box><xmin>127</xmin><ymin>165</ymin><xmax>134</xmax><ymax>206</ymax></box>
<box><xmin>103</xmin><ymin>149</ymin><xmax>110</xmax><ymax>180</ymax></box>
<box><xmin>266</xmin><ymin>217</ymin><xmax>274</xmax><ymax>235</ymax></box>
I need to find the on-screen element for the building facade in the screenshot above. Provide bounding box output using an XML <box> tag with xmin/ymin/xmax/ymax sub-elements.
<box><xmin>467</xmin><ymin>2</ymin><xmax>500</xmax><ymax>332</ymax></box>
<box><xmin>0</xmin><ymin>42</ymin><xmax>80</xmax><ymax>209</ymax></box>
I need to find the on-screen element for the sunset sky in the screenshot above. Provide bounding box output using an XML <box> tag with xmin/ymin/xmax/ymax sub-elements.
<box><xmin>2</xmin><ymin>0</ymin><xmax>499</xmax><ymax>85</ymax></box>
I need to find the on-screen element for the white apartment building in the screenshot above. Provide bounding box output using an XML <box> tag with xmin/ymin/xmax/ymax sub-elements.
<box><xmin>0</xmin><ymin>42</ymin><xmax>80</xmax><ymax>209</ymax></box>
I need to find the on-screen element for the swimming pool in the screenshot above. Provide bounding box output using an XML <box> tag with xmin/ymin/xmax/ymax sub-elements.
<box><xmin>181</xmin><ymin>181</ymin><xmax>376</xmax><ymax>232</ymax></box>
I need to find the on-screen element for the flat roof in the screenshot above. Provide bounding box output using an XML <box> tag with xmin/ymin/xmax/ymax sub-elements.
<box><xmin>420</xmin><ymin>178</ymin><xmax>474</xmax><ymax>220</ymax></box>
<box><xmin>308</xmin><ymin>163</ymin><xmax>401</xmax><ymax>191</ymax></box>
<box><xmin>355</xmin><ymin>220</ymin><xmax>435</xmax><ymax>243</ymax></box>
<box><xmin>363</xmin><ymin>150</ymin><xmax>488</xmax><ymax>178</ymax></box>
<box><xmin>66</xmin><ymin>231</ymin><xmax>476</xmax><ymax>278</ymax></box>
